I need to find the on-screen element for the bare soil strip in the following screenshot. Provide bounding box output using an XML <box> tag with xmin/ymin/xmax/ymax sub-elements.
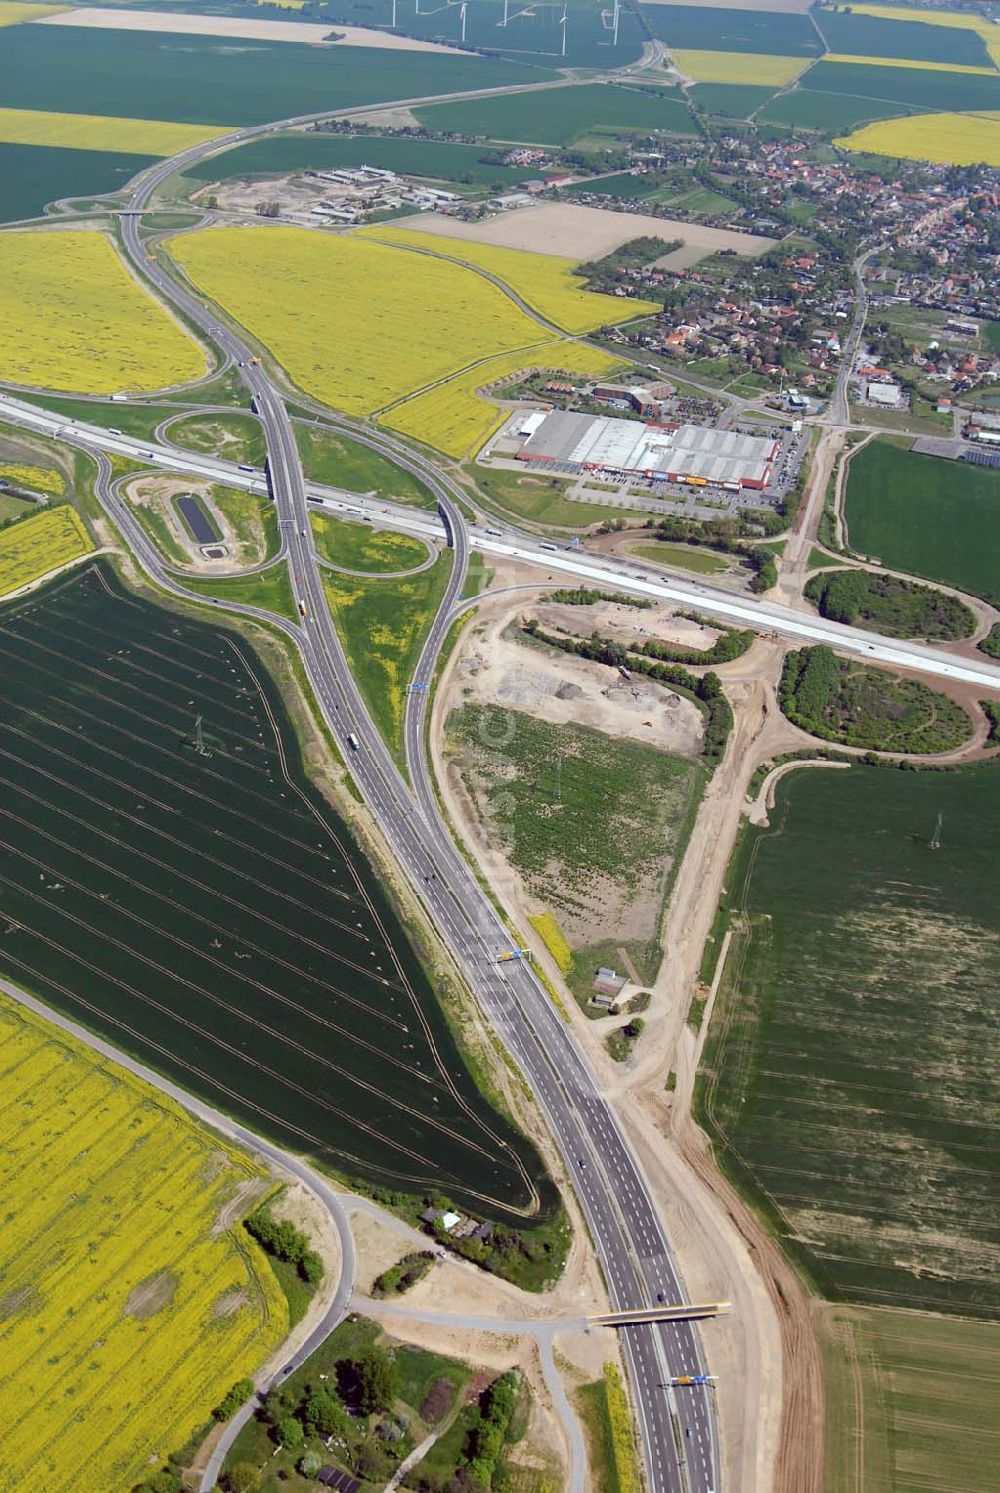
<box><xmin>398</xmin><ymin>203</ymin><xmax>776</xmax><ymax>262</ymax></box>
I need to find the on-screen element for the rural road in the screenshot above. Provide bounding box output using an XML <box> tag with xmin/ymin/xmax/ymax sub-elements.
<box><xmin>109</xmin><ymin>130</ymin><xmax>724</xmax><ymax>1492</ymax></box>
<box><xmin>357</xmin><ymin>1298</ymin><xmax>588</xmax><ymax>1492</ymax></box>
<box><xmin>4</xmin><ymin>53</ymin><xmax>994</xmax><ymax>1493</ymax></box>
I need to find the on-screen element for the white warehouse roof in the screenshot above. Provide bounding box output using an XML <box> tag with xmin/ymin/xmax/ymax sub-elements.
<box><xmin>867</xmin><ymin>382</ymin><xmax>902</xmax><ymax>406</ymax></box>
<box><xmin>519</xmin><ymin>411</ymin><xmax>778</xmax><ymax>487</ymax></box>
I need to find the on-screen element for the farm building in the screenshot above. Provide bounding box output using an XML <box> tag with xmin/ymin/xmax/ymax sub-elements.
<box><xmin>516</xmin><ymin>410</ymin><xmax>778</xmax><ymax>490</ymax></box>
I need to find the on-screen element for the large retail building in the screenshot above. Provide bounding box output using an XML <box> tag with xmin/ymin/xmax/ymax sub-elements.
<box><xmin>516</xmin><ymin>410</ymin><xmax>779</xmax><ymax>490</ymax></box>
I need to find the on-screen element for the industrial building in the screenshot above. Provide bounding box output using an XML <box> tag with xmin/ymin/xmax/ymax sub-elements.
<box><xmin>866</xmin><ymin>381</ymin><xmax>903</xmax><ymax>407</ymax></box>
<box><xmin>516</xmin><ymin>410</ymin><xmax>779</xmax><ymax>490</ymax></box>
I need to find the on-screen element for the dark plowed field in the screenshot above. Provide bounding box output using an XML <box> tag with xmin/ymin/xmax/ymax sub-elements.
<box><xmin>0</xmin><ymin>562</ymin><xmax>553</xmax><ymax>1224</ymax></box>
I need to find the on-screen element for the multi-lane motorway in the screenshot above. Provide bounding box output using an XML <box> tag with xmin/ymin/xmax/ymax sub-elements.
<box><xmin>3</xmin><ymin>113</ymin><xmax>995</xmax><ymax>1493</ymax></box>
<box><xmin>4</xmin><ymin>391</ymin><xmax>998</xmax><ymax>696</ymax></box>
<box><xmin>86</xmin><ymin>171</ymin><xmax>720</xmax><ymax>1493</ymax></box>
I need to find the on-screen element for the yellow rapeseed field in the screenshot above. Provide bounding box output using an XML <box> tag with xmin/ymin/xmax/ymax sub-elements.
<box><xmin>824</xmin><ymin>52</ymin><xmax>997</xmax><ymax>76</ymax></box>
<box><xmin>0</xmin><ymin>106</ymin><xmax>228</xmax><ymax>155</ymax></box>
<box><xmin>0</xmin><ymin>505</ymin><xmax>93</xmax><ymax>597</ymax></box>
<box><xmin>671</xmin><ymin>49</ymin><xmax>811</xmax><ymax>85</ymax></box>
<box><xmin>838</xmin><ymin>111</ymin><xmax>1000</xmax><ymax>166</ymax></box>
<box><xmin>529</xmin><ymin>911</ymin><xmax>574</xmax><ymax>973</ymax></box>
<box><xmin>170</xmin><ymin>226</ymin><xmax>546</xmax><ymax>414</ymax></box>
<box><xmin>358</xmin><ymin>225</ymin><xmax>659</xmax><ymax>335</ymax></box>
<box><xmin>0</xmin><ymin>996</ymin><xmax>288</xmax><ymax>1492</ymax></box>
<box><xmin>603</xmin><ymin>1363</ymin><xmax>642</xmax><ymax>1493</ymax></box>
<box><xmin>0</xmin><ymin>461</ymin><xmax>65</xmax><ymax>496</ymax></box>
<box><xmin>0</xmin><ymin>230</ymin><xmax>207</xmax><ymax>393</ymax></box>
<box><xmin>382</xmin><ymin>341</ymin><xmax>623</xmax><ymax>458</ymax></box>
<box><xmin>0</xmin><ymin>2</ymin><xmax>67</xmax><ymax>25</ymax></box>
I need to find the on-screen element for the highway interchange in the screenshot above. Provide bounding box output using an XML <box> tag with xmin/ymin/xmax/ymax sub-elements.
<box><xmin>2</xmin><ymin>95</ymin><xmax>997</xmax><ymax>1493</ymax></box>
<box><xmin>128</xmin><ymin>143</ymin><xmax>722</xmax><ymax>1493</ymax></box>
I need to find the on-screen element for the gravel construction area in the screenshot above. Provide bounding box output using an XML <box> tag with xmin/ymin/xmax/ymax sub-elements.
<box><xmin>402</xmin><ymin>202</ymin><xmax>776</xmax><ymax>261</ymax></box>
<box><xmin>533</xmin><ymin>597</ymin><xmax>723</xmax><ymax>653</ymax></box>
<box><xmin>455</xmin><ymin>610</ymin><xmax>705</xmax><ymax>759</ymax></box>
<box><xmin>35</xmin><ymin>7</ymin><xmax>470</xmax><ymax>51</ymax></box>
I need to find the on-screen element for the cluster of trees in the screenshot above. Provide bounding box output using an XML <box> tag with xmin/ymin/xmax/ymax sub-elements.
<box><xmin>212</xmin><ymin>1378</ymin><xmax>255</xmax><ymax>1423</ymax></box>
<box><xmin>463</xmin><ymin>1371</ymin><xmax>521</xmax><ymax>1488</ymax></box>
<box><xmin>260</xmin><ymin>1348</ymin><xmax>396</xmax><ymax>1443</ymax></box>
<box><xmin>549</xmin><ymin>586</ymin><xmax>653</xmax><ymax>610</ymax></box>
<box><xmin>746</xmin><ymin>546</ymin><xmax>778</xmax><ymax>594</ymax></box>
<box><xmin>578</xmin><ymin>237</ymin><xmax>680</xmax><ymax>294</ymax></box>
<box><xmin>438</xmin><ymin>1217</ymin><xmax>553</xmax><ymax>1282</ymax></box>
<box><xmin>607</xmin><ymin>1017</ymin><xmax>645</xmax><ymax>1063</ymax></box>
<box><xmin>638</xmin><ymin>624</ymin><xmax>753</xmax><ymax>666</ymax></box>
<box><xmin>805</xmin><ymin>568</ymin><xmax>975</xmax><ymax>641</ymax></box>
<box><xmin>980</xmin><ymin>623</ymin><xmax>1000</xmax><ymax>660</ymax></box>
<box><xmin>522</xmin><ymin>620</ymin><xmax>733</xmax><ymax>766</ymax></box>
<box><xmin>223</xmin><ymin>1346</ymin><xmax>402</xmax><ymax>1491</ymax></box>
<box><xmin>245</xmin><ymin>1205</ymin><xmax>324</xmax><ymax>1285</ymax></box>
<box><xmin>778</xmin><ymin>646</ymin><xmax>838</xmax><ymax>734</ymax></box>
<box><xmin>373</xmin><ymin>1250</ymin><xmax>435</xmax><ymax>1298</ymax></box>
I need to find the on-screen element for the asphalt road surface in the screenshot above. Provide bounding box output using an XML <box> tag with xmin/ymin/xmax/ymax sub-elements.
<box><xmin>3</xmin><ymin>391</ymin><xmax>996</xmax><ymax>696</ymax></box>
<box><xmin>75</xmin><ymin>157</ymin><xmax>723</xmax><ymax>1492</ymax></box>
<box><xmin>1</xmin><ymin>99</ymin><xmax>969</xmax><ymax>1493</ymax></box>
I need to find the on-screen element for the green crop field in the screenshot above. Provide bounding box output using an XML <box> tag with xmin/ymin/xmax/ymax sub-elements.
<box><xmin>0</xmin><ymin>562</ymin><xmax>552</xmax><ymax>1223</ymax></box>
<box><xmin>416</xmin><ymin>82</ymin><xmax>695</xmax><ymax>145</ymax></box>
<box><xmin>689</xmin><ymin>82</ymin><xmax>776</xmax><ymax>118</ymax></box>
<box><xmin>0</xmin><ymin>141</ymin><xmax>155</xmax><ymax>223</ymax></box>
<box><xmin>760</xmin><ymin>89</ymin><xmax>910</xmax><ymax>132</ymax></box>
<box><xmin>185</xmin><ymin>132</ymin><xmax>541</xmax><ymax>189</ymax></box>
<box><xmin>802</xmin><ymin>59</ymin><xmax>1000</xmax><ymax>111</ymax></box>
<box><xmin>446</xmin><ymin>703</ymin><xmax>705</xmax><ymax>993</ymax></box>
<box><xmin>814</xmin><ymin>8</ymin><xmax>994</xmax><ymax>66</ymax></box>
<box><xmin>167</xmin><ymin>411</ymin><xmax>267</xmax><ymax>469</ymax></box>
<box><xmin>698</xmin><ymin>762</ymin><xmax>1000</xmax><ymax>1317</ymax></box>
<box><xmin>0</xmin><ymin>27</ymin><xmax>547</xmax><ymax>129</ymax></box>
<box><xmin>844</xmin><ymin>439</ymin><xmax>1000</xmax><ymax>602</ymax></box>
<box><xmin>311</xmin><ymin>512</ymin><xmax>430</xmax><ymax>575</ymax></box>
<box><xmin>638</xmin><ymin>4</ymin><xmax>822</xmax><ymax>56</ymax></box>
<box><xmin>566</xmin><ymin>170</ymin><xmax>660</xmax><ymax>199</ymax></box>
<box><xmin>822</xmin><ymin>1306</ymin><xmax>1000</xmax><ymax>1493</ymax></box>
<box><xmin>322</xmin><ymin>550</ymin><xmax>451</xmax><ymax>770</ymax></box>
<box><xmin>294</xmin><ymin>423</ymin><xmax>435</xmax><ymax>508</ymax></box>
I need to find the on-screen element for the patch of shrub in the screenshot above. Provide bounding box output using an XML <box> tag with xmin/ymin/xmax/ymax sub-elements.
<box><xmin>806</xmin><ymin>568</ymin><xmax>975</xmax><ymax>640</ymax></box>
<box><xmin>549</xmin><ymin>586</ymin><xmax>652</xmax><ymax>609</ymax></box>
<box><xmin>244</xmin><ymin>1204</ymin><xmax>324</xmax><ymax>1286</ymax></box>
<box><xmin>212</xmin><ymin>1378</ymin><xmax>254</xmax><ymax>1422</ymax></box>
<box><xmin>373</xmin><ymin>1250</ymin><xmax>435</xmax><ymax>1298</ymax></box>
